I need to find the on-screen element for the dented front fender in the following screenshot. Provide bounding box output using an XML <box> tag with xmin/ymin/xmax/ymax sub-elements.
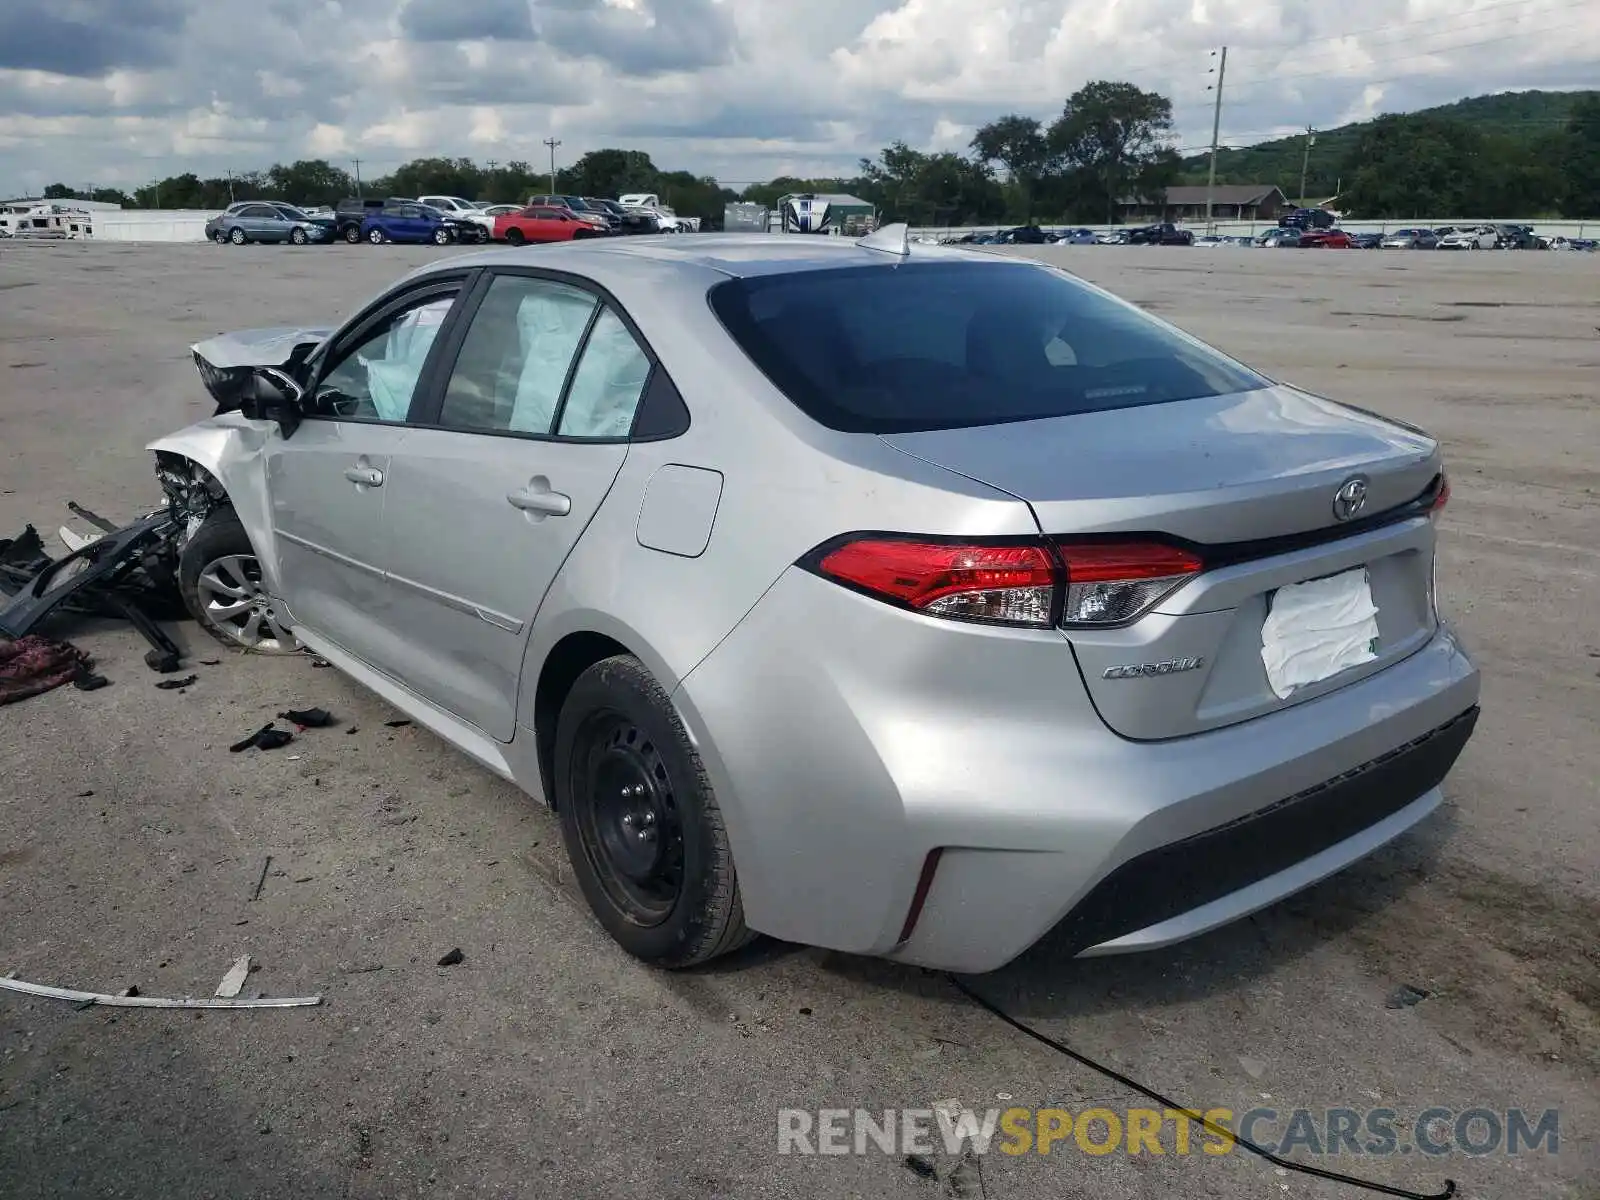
<box><xmin>146</xmin><ymin>415</ymin><xmax>283</xmax><ymax>593</ymax></box>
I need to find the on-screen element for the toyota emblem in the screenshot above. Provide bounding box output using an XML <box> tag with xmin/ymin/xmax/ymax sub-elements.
<box><xmin>1333</xmin><ymin>476</ymin><xmax>1369</xmax><ymax>522</ymax></box>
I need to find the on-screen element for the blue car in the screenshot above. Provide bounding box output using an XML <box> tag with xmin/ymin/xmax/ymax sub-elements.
<box><xmin>360</xmin><ymin>202</ymin><xmax>479</xmax><ymax>245</ymax></box>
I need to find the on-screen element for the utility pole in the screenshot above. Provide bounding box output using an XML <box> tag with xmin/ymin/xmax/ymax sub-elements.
<box><xmin>226</xmin><ymin>169</ymin><xmax>235</xmax><ymax>203</ymax></box>
<box><xmin>543</xmin><ymin>138</ymin><xmax>561</xmax><ymax>197</ymax></box>
<box><xmin>1204</xmin><ymin>46</ymin><xmax>1227</xmax><ymax>234</ymax></box>
<box><xmin>1299</xmin><ymin>126</ymin><xmax>1316</xmax><ymax>207</ymax></box>
<box><xmin>352</xmin><ymin>158</ymin><xmax>363</xmax><ymax>199</ymax></box>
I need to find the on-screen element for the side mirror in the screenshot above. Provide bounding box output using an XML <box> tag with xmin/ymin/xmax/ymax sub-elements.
<box><xmin>240</xmin><ymin>367</ymin><xmax>304</xmax><ymax>436</ymax></box>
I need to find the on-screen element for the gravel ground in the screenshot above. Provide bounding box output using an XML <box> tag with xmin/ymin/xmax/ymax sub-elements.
<box><xmin>1</xmin><ymin>239</ymin><xmax>1596</xmax><ymax>1200</ymax></box>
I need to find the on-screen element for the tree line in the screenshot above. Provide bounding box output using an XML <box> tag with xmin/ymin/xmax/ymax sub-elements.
<box><xmin>36</xmin><ymin>85</ymin><xmax>1600</xmax><ymax>225</ymax></box>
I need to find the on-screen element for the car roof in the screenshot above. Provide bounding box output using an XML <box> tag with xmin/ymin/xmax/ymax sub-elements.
<box><xmin>415</xmin><ymin>233</ymin><xmax>992</xmax><ymax>286</ymax></box>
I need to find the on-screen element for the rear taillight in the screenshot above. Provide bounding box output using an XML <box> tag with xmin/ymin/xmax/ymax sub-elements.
<box><xmin>1054</xmin><ymin>541</ymin><xmax>1203</xmax><ymax>626</ymax></box>
<box><xmin>811</xmin><ymin>538</ymin><xmax>1057</xmax><ymax>627</ymax></box>
<box><xmin>1429</xmin><ymin>473</ymin><xmax>1450</xmax><ymax>519</ymax></box>
<box><xmin>805</xmin><ymin>536</ymin><xmax>1204</xmax><ymax>629</ymax></box>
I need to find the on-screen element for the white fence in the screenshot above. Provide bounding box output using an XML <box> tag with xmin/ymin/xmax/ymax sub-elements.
<box><xmin>89</xmin><ymin>209</ymin><xmax>213</xmax><ymax>241</ymax></box>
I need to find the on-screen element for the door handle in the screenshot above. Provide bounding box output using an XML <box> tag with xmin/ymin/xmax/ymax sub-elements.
<box><xmin>344</xmin><ymin>467</ymin><xmax>384</xmax><ymax>487</ymax></box>
<box><xmin>507</xmin><ymin>486</ymin><xmax>571</xmax><ymax>517</ymax></box>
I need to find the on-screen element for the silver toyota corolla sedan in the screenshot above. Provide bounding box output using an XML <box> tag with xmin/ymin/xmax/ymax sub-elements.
<box><xmin>150</xmin><ymin>229</ymin><xmax>1480</xmax><ymax>973</ymax></box>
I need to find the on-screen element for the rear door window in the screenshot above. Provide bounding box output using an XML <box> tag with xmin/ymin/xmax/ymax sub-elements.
<box><xmin>708</xmin><ymin>261</ymin><xmax>1269</xmax><ymax>433</ymax></box>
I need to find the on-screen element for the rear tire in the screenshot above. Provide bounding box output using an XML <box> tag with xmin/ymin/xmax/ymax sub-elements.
<box><xmin>554</xmin><ymin>655</ymin><xmax>753</xmax><ymax>968</ymax></box>
<box><xmin>343</xmin><ymin>224</ymin><xmax>362</xmax><ymax>244</ymax></box>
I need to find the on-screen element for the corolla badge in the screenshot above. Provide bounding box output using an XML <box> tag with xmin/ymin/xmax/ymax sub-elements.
<box><xmin>1102</xmin><ymin>657</ymin><xmax>1205</xmax><ymax>680</ymax></box>
<box><xmin>1333</xmin><ymin>475</ymin><xmax>1369</xmax><ymax>522</ymax></box>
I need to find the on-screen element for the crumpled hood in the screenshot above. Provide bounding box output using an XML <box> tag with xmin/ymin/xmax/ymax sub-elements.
<box><xmin>191</xmin><ymin>326</ymin><xmax>334</xmax><ymax>371</ymax></box>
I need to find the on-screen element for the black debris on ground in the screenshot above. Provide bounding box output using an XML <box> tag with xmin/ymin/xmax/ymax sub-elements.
<box><xmin>436</xmin><ymin>948</ymin><xmax>464</xmax><ymax>967</ymax></box>
<box><xmin>901</xmin><ymin>1154</ymin><xmax>937</xmax><ymax>1180</ymax></box>
<box><xmin>71</xmin><ymin>663</ymin><xmax>110</xmax><ymax>692</ymax></box>
<box><xmin>1386</xmin><ymin>984</ymin><xmax>1434</xmax><ymax>1009</ymax></box>
<box><xmin>384</xmin><ymin>719</ymin><xmax>412</xmax><ymax>729</ymax></box>
<box><xmin>154</xmin><ymin>675</ymin><xmax>198</xmax><ymax>690</ymax></box>
<box><xmin>278</xmin><ymin>707</ymin><xmax>333</xmax><ymax>728</ymax></box>
<box><xmin>229</xmin><ymin>723</ymin><xmax>294</xmax><ymax>753</ymax></box>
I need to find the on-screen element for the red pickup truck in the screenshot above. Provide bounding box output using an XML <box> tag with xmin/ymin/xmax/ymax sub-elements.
<box><xmin>493</xmin><ymin>206</ymin><xmax>605</xmax><ymax>245</ymax></box>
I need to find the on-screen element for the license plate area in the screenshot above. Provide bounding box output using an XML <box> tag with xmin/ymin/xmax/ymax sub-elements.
<box><xmin>1260</xmin><ymin>567</ymin><xmax>1380</xmax><ymax>699</ymax></box>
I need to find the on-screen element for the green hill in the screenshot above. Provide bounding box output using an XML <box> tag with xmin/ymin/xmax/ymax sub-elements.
<box><xmin>1177</xmin><ymin>89</ymin><xmax>1595</xmax><ymax>202</ymax></box>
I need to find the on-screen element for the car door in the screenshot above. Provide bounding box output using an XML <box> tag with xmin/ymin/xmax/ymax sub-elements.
<box><xmin>374</xmin><ymin>270</ymin><xmax>656</xmax><ymax>739</ymax></box>
<box><xmin>267</xmin><ymin>274</ymin><xmax>472</xmax><ymax>665</ymax></box>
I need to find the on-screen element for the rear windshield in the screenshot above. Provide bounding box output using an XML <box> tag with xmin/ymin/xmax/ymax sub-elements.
<box><xmin>707</xmin><ymin>261</ymin><xmax>1269</xmax><ymax>433</ymax></box>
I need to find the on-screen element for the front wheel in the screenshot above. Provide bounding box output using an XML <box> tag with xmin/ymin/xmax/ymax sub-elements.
<box><xmin>367</xmin><ymin>227</ymin><xmax>386</xmax><ymax>244</ymax></box>
<box><xmin>432</xmin><ymin>227</ymin><xmax>451</xmax><ymax>245</ymax></box>
<box><xmin>229</xmin><ymin>227</ymin><xmax>247</xmax><ymax>245</ymax></box>
<box><xmin>504</xmin><ymin>228</ymin><xmax>526</xmax><ymax>246</ymax></box>
<box><xmin>178</xmin><ymin>510</ymin><xmax>298</xmax><ymax>654</ymax></box>
<box><xmin>343</xmin><ymin>224</ymin><xmax>362</xmax><ymax>244</ymax></box>
<box><xmin>555</xmin><ymin>656</ymin><xmax>752</xmax><ymax>968</ymax></box>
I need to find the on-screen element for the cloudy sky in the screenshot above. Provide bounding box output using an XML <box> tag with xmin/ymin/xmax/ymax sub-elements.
<box><xmin>1</xmin><ymin>0</ymin><xmax>1596</xmax><ymax>194</ymax></box>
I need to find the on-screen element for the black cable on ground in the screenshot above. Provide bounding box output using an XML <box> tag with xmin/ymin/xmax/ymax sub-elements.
<box><xmin>946</xmin><ymin>974</ymin><xmax>1455</xmax><ymax>1200</ymax></box>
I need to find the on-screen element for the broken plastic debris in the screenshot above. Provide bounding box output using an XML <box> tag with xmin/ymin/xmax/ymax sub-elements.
<box><xmin>154</xmin><ymin>675</ymin><xmax>198</xmax><ymax>690</ymax></box>
<box><xmin>0</xmin><ymin>973</ymin><xmax>320</xmax><ymax>1010</ymax></box>
<box><xmin>229</xmin><ymin>723</ymin><xmax>294</xmax><ymax>753</ymax></box>
<box><xmin>1260</xmin><ymin>568</ymin><xmax>1379</xmax><ymax>699</ymax></box>
<box><xmin>215</xmin><ymin>955</ymin><xmax>252</xmax><ymax>998</ymax></box>
<box><xmin>278</xmin><ymin>707</ymin><xmax>333</xmax><ymax>728</ymax></box>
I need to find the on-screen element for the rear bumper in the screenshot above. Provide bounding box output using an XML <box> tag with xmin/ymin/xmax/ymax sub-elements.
<box><xmin>674</xmin><ymin>568</ymin><xmax>1480</xmax><ymax>973</ymax></box>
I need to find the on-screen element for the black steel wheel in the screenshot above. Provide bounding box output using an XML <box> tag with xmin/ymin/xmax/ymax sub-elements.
<box><xmin>555</xmin><ymin>655</ymin><xmax>752</xmax><ymax>967</ymax></box>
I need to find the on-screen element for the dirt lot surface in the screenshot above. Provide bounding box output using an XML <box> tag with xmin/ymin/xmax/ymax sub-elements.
<box><xmin>1</xmin><ymin>240</ymin><xmax>1596</xmax><ymax>1199</ymax></box>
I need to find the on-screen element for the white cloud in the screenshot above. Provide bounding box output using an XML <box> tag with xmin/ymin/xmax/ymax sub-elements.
<box><xmin>0</xmin><ymin>0</ymin><xmax>1595</xmax><ymax>193</ymax></box>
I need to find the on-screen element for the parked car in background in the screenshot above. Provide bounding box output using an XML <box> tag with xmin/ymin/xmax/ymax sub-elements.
<box><xmin>165</xmin><ymin>233</ymin><xmax>1477</xmax><ymax>973</ymax></box>
<box><xmin>494</xmin><ymin>205</ymin><xmax>607</xmax><ymax>245</ymax></box>
<box><xmin>994</xmin><ymin>225</ymin><xmax>1050</xmax><ymax>245</ymax></box>
<box><xmin>468</xmin><ymin>204</ymin><xmax>523</xmax><ymax>239</ymax></box>
<box><xmin>1349</xmin><ymin>232</ymin><xmax>1384</xmax><ymax>249</ymax></box>
<box><xmin>1095</xmin><ymin>230</ymin><xmax>1130</xmax><ymax>245</ymax></box>
<box><xmin>1299</xmin><ymin>229</ymin><xmax>1353</xmax><ymax>249</ymax></box>
<box><xmin>1381</xmin><ymin>229</ymin><xmax>1439</xmax><ymax>249</ymax></box>
<box><xmin>617</xmin><ymin>195</ymin><xmax>691</xmax><ymax>232</ymax></box>
<box><xmin>417</xmin><ymin>195</ymin><xmax>483</xmax><ymax>217</ymax></box>
<box><xmin>1053</xmin><ymin>228</ymin><xmax>1098</xmax><ymax>244</ymax></box>
<box><xmin>419</xmin><ymin>203</ymin><xmax>489</xmax><ymax>244</ymax></box>
<box><xmin>1436</xmin><ymin>226</ymin><xmax>1497</xmax><ymax>250</ymax></box>
<box><xmin>335</xmin><ymin>197</ymin><xmax>392</xmax><ymax>243</ymax></box>
<box><xmin>1126</xmin><ymin>222</ymin><xmax>1194</xmax><ymax>245</ymax></box>
<box><xmin>1257</xmin><ymin>228</ymin><xmax>1302</xmax><ymax>247</ymax></box>
<box><xmin>1279</xmin><ymin>207</ymin><xmax>1338</xmax><ymax>230</ymax></box>
<box><xmin>206</xmin><ymin>201</ymin><xmax>334</xmax><ymax>246</ymax></box>
<box><xmin>585</xmin><ymin>198</ymin><xmax>659</xmax><ymax>235</ymax></box>
<box><xmin>361</xmin><ymin>202</ymin><xmax>466</xmax><ymax>245</ymax></box>
<box><xmin>1192</xmin><ymin>235</ymin><xmax>1226</xmax><ymax>247</ymax></box>
<box><xmin>527</xmin><ymin>196</ymin><xmax>615</xmax><ymax>233</ymax></box>
<box><xmin>1491</xmin><ymin>224</ymin><xmax>1539</xmax><ymax>249</ymax></box>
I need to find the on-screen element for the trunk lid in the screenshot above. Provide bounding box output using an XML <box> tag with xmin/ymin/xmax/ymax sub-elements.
<box><xmin>882</xmin><ymin>386</ymin><xmax>1445</xmax><ymax>740</ymax></box>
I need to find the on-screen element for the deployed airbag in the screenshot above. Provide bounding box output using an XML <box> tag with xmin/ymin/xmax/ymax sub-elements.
<box><xmin>1260</xmin><ymin>568</ymin><xmax>1380</xmax><ymax>699</ymax></box>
